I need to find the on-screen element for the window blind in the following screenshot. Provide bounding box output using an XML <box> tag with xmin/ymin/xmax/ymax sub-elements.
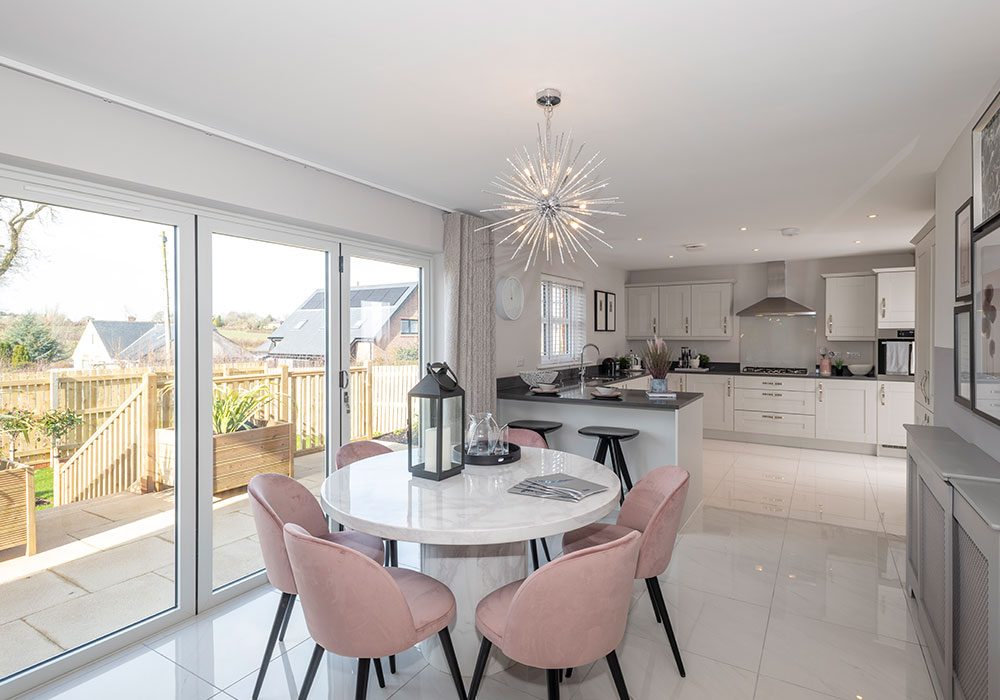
<box><xmin>540</xmin><ymin>275</ymin><xmax>586</xmax><ymax>366</ymax></box>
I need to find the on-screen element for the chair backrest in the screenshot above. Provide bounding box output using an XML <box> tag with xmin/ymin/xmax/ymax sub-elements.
<box><xmin>335</xmin><ymin>440</ymin><xmax>393</xmax><ymax>470</ymax></box>
<box><xmin>505</xmin><ymin>428</ymin><xmax>548</xmax><ymax>449</ymax></box>
<box><xmin>283</xmin><ymin>523</ymin><xmax>417</xmax><ymax>658</ymax></box>
<box><xmin>247</xmin><ymin>473</ymin><xmax>329</xmax><ymax>594</ymax></box>
<box><xmin>500</xmin><ymin>530</ymin><xmax>640</xmax><ymax>668</ymax></box>
<box><xmin>616</xmin><ymin>466</ymin><xmax>689</xmax><ymax>579</ymax></box>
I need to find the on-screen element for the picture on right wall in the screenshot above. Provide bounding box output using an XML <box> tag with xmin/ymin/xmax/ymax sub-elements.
<box><xmin>973</xmin><ymin>90</ymin><xmax>1000</xmax><ymax>231</ymax></box>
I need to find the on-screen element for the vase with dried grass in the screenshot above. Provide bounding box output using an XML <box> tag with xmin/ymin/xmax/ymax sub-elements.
<box><xmin>643</xmin><ymin>337</ymin><xmax>673</xmax><ymax>393</ymax></box>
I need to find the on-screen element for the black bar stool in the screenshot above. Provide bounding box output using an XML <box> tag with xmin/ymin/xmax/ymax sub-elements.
<box><xmin>578</xmin><ymin>426</ymin><xmax>639</xmax><ymax>504</ymax></box>
<box><xmin>508</xmin><ymin>420</ymin><xmax>562</xmax><ymax>442</ymax></box>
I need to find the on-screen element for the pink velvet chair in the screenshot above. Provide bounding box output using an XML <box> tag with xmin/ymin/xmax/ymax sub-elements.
<box><xmin>283</xmin><ymin>523</ymin><xmax>468</xmax><ymax>700</ymax></box>
<box><xmin>247</xmin><ymin>473</ymin><xmax>385</xmax><ymax>700</ymax></box>
<box><xmin>469</xmin><ymin>530</ymin><xmax>641</xmax><ymax>700</ymax></box>
<box><xmin>506</xmin><ymin>428</ymin><xmax>553</xmax><ymax>568</ymax></box>
<box><xmin>561</xmin><ymin>466</ymin><xmax>690</xmax><ymax>676</ymax></box>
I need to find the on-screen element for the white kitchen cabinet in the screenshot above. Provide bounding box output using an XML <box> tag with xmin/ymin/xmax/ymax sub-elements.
<box><xmin>914</xmin><ymin>401</ymin><xmax>933</xmax><ymax>426</ymax></box>
<box><xmin>626</xmin><ymin>282</ymin><xmax>734</xmax><ymax>340</ymax></box>
<box><xmin>875</xmin><ymin>268</ymin><xmax>916</xmax><ymax>329</ymax></box>
<box><xmin>734</xmin><ymin>410</ymin><xmax>816</xmax><ymax>438</ymax></box>
<box><xmin>690</xmin><ymin>283</ymin><xmax>733</xmax><ymax>338</ymax></box>
<box><xmin>626</xmin><ymin>287</ymin><xmax>658</xmax><ymax>338</ymax></box>
<box><xmin>687</xmin><ymin>374</ymin><xmax>733</xmax><ymax>430</ymax></box>
<box><xmin>914</xmin><ymin>232</ymin><xmax>935</xmax><ymax>416</ymax></box>
<box><xmin>824</xmin><ymin>274</ymin><xmax>877</xmax><ymax>340</ymax></box>
<box><xmin>735</xmin><ymin>388</ymin><xmax>815</xmax><ymax>415</ymax></box>
<box><xmin>877</xmin><ymin>380</ymin><xmax>915</xmax><ymax>448</ymax></box>
<box><xmin>815</xmin><ymin>380</ymin><xmax>877</xmax><ymax>443</ymax></box>
<box><xmin>659</xmin><ymin>285</ymin><xmax>690</xmax><ymax>337</ymax></box>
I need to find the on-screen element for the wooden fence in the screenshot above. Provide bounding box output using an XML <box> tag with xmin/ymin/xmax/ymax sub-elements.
<box><xmin>2</xmin><ymin>362</ymin><xmax>418</xmax><ymax>505</ymax></box>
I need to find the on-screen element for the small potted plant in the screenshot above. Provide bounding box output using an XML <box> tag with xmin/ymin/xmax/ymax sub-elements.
<box><xmin>618</xmin><ymin>355</ymin><xmax>631</xmax><ymax>373</ymax></box>
<box><xmin>643</xmin><ymin>337</ymin><xmax>673</xmax><ymax>393</ymax></box>
<box><xmin>833</xmin><ymin>357</ymin><xmax>845</xmax><ymax>376</ymax></box>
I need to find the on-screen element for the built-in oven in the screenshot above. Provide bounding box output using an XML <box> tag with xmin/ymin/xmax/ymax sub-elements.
<box><xmin>877</xmin><ymin>329</ymin><xmax>915</xmax><ymax>377</ymax></box>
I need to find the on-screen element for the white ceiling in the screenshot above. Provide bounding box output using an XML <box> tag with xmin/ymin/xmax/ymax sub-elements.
<box><xmin>2</xmin><ymin>1</ymin><xmax>1000</xmax><ymax>269</ymax></box>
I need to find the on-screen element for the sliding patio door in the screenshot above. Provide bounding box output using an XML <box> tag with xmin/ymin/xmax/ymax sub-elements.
<box><xmin>195</xmin><ymin>217</ymin><xmax>341</xmax><ymax>607</ymax></box>
<box><xmin>0</xmin><ymin>172</ymin><xmax>197</xmax><ymax>692</ymax></box>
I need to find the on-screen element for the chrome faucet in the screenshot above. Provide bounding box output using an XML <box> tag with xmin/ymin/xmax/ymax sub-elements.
<box><xmin>579</xmin><ymin>343</ymin><xmax>600</xmax><ymax>387</ymax></box>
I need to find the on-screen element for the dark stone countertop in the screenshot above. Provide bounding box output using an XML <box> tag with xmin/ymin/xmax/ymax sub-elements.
<box><xmin>497</xmin><ymin>381</ymin><xmax>703</xmax><ymax>412</ymax></box>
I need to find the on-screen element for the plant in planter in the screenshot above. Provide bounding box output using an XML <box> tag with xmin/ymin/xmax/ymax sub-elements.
<box><xmin>36</xmin><ymin>409</ymin><xmax>83</xmax><ymax>457</ymax></box>
<box><xmin>618</xmin><ymin>355</ymin><xmax>631</xmax><ymax>373</ymax></box>
<box><xmin>212</xmin><ymin>385</ymin><xmax>273</xmax><ymax>433</ymax></box>
<box><xmin>643</xmin><ymin>337</ymin><xmax>674</xmax><ymax>393</ymax></box>
<box><xmin>0</xmin><ymin>407</ymin><xmax>36</xmax><ymax>461</ymax></box>
<box><xmin>833</xmin><ymin>357</ymin><xmax>845</xmax><ymax>376</ymax></box>
<box><xmin>0</xmin><ymin>408</ymin><xmax>39</xmax><ymax>554</ymax></box>
<box><xmin>698</xmin><ymin>353</ymin><xmax>710</xmax><ymax>369</ymax></box>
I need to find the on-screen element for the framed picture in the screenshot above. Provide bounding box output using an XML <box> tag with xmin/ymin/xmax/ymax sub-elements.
<box><xmin>956</xmin><ymin>197</ymin><xmax>973</xmax><ymax>301</ymax></box>
<box><xmin>972</xmin><ymin>220</ymin><xmax>1000</xmax><ymax>424</ymax></box>
<box><xmin>955</xmin><ymin>304</ymin><xmax>972</xmax><ymax>408</ymax></box>
<box><xmin>594</xmin><ymin>290</ymin><xmax>607</xmax><ymax>332</ymax></box>
<box><xmin>973</xmin><ymin>90</ymin><xmax>1000</xmax><ymax>231</ymax></box>
<box><xmin>606</xmin><ymin>292</ymin><xmax>616</xmax><ymax>332</ymax></box>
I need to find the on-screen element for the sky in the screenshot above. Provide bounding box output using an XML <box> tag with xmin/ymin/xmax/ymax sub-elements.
<box><xmin>0</xmin><ymin>198</ymin><xmax>420</xmax><ymax>322</ymax></box>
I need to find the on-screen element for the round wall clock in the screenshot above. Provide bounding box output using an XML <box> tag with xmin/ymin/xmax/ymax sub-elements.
<box><xmin>495</xmin><ymin>276</ymin><xmax>524</xmax><ymax>320</ymax></box>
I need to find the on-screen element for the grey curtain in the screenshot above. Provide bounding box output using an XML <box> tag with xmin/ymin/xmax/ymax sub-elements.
<box><xmin>443</xmin><ymin>211</ymin><xmax>496</xmax><ymax>415</ymax></box>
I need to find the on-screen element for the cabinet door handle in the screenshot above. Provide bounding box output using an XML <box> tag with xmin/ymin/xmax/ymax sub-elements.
<box><xmin>827</xmin><ymin>314</ymin><xmax>833</xmax><ymax>334</ymax></box>
<box><xmin>818</xmin><ymin>382</ymin><xmax>823</xmax><ymax>403</ymax></box>
<box><xmin>727</xmin><ymin>379</ymin><xmax>732</xmax><ymax>397</ymax></box>
<box><xmin>652</xmin><ymin>318</ymin><xmax>657</xmax><ymax>334</ymax></box>
<box><xmin>722</xmin><ymin>316</ymin><xmax>728</xmax><ymax>334</ymax></box>
<box><xmin>880</xmin><ymin>298</ymin><xmax>886</xmax><ymax>318</ymax></box>
<box><xmin>685</xmin><ymin>317</ymin><xmax>689</xmax><ymax>334</ymax></box>
<box><xmin>880</xmin><ymin>384</ymin><xmax>886</xmax><ymax>406</ymax></box>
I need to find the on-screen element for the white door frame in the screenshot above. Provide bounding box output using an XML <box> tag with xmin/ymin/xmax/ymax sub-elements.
<box><xmin>195</xmin><ymin>214</ymin><xmax>343</xmax><ymax>611</ymax></box>
<box><xmin>0</xmin><ymin>168</ymin><xmax>198</xmax><ymax>697</ymax></box>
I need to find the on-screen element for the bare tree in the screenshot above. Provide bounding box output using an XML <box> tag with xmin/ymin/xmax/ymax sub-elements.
<box><xmin>0</xmin><ymin>198</ymin><xmax>50</xmax><ymax>281</ymax></box>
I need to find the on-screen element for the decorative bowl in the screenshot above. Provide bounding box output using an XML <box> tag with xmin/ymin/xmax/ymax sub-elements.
<box><xmin>593</xmin><ymin>385</ymin><xmax>618</xmax><ymax>396</ymax></box>
<box><xmin>535</xmin><ymin>383</ymin><xmax>558</xmax><ymax>392</ymax></box>
<box><xmin>520</xmin><ymin>370</ymin><xmax>559</xmax><ymax>387</ymax></box>
<box><xmin>847</xmin><ymin>363</ymin><xmax>873</xmax><ymax>376</ymax></box>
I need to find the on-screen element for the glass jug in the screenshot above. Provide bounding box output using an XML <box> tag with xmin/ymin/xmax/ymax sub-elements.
<box><xmin>466</xmin><ymin>412</ymin><xmax>501</xmax><ymax>456</ymax></box>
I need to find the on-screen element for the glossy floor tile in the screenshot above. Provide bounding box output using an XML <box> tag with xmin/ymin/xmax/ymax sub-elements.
<box><xmin>13</xmin><ymin>439</ymin><xmax>936</xmax><ymax>700</ymax></box>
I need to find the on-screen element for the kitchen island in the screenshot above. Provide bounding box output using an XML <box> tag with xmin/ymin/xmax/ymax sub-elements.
<box><xmin>497</xmin><ymin>380</ymin><xmax>704</xmax><ymax>523</ymax></box>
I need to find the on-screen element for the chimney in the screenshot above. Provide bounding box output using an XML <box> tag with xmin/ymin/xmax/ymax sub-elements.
<box><xmin>127</xmin><ymin>315</ymin><xmax>136</xmax><ymax>322</ymax></box>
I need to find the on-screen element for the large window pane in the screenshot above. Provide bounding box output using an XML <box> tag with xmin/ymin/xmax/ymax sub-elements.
<box><xmin>210</xmin><ymin>234</ymin><xmax>327</xmax><ymax>590</ymax></box>
<box><xmin>348</xmin><ymin>257</ymin><xmax>421</xmax><ymax>442</ymax></box>
<box><xmin>0</xmin><ymin>196</ymin><xmax>178</xmax><ymax>679</ymax></box>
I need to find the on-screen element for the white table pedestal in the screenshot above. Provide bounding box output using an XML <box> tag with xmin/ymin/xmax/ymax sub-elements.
<box><xmin>417</xmin><ymin>541</ymin><xmax>528</xmax><ymax>675</ymax></box>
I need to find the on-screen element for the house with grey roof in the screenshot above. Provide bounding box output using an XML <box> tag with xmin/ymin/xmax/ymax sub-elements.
<box><xmin>259</xmin><ymin>284</ymin><xmax>419</xmax><ymax>364</ymax></box>
<box><xmin>72</xmin><ymin>319</ymin><xmax>253</xmax><ymax>369</ymax></box>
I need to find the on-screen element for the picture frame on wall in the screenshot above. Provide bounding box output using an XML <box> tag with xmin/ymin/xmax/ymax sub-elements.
<box><xmin>594</xmin><ymin>290</ymin><xmax>607</xmax><ymax>332</ymax></box>
<box><xmin>606</xmin><ymin>292</ymin><xmax>616</xmax><ymax>332</ymax></box>
<box><xmin>972</xmin><ymin>90</ymin><xmax>1000</xmax><ymax>231</ymax></box>
<box><xmin>955</xmin><ymin>304</ymin><xmax>972</xmax><ymax>408</ymax></box>
<box><xmin>956</xmin><ymin>197</ymin><xmax>974</xmax><ymax>301</ymax></box>
<box><xmin>972</xmin><ymin>220</ymin><xmax>1000</xmax><ymax>424</ymax></box>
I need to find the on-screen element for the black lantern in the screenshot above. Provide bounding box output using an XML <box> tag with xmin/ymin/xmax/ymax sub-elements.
<box><xmin>407</xmin><ymin>362</ymin><xmax>465</xmax><ymax>481</ymax></box>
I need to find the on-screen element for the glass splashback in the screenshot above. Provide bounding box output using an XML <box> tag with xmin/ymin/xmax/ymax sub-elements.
<box><xmin>739</xmin><ymin>315</ymin><xmax>818</xmax><ymax>370</ymax></box>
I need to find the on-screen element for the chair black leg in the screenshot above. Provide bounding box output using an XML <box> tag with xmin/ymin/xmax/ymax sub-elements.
<box><xmin>540</xmin><ymin>537</ymin><xmax>552</xmax><ymax>562</ymax></box>
<box><xmin>546</xmin><ymin>668</ymin><xmax>560</xmax><ymax>699</ymax></box>
<box><xmin>389</xmin><ymin>539</ymin><xmax>398</xmax><ymax>567</ymax></box>
<box><xmin>297</xmin><ymin>644</ymin><xmax>324</xmax><ymax>700</ymax></box>
<box><xmin>644</xmin><ymin>578</ymin><xmax>661</xmax><ymax>623</ymax></box>
<box><xmin>558</xmin><ymin>668</ymin><xmax>564</xmax><ymax>682</ymax></box>
<box><xmin>648</xmin><ymin>577</ymin><xmax>685</xmax><ymax>677</ymax></box>
<box><xmin>389</xmin><ymin>654</ymin><xmax>396</xmax><ymax>673</ymax></box>
<box><xmin>529</xmin><ymin>539</ymin><xmax>540</xmax><ymax>570</ymax></box>
<box><xmin>606</xmin><ymin>650</ymin><xmax>630</xmax><ymax>700</ymax></box>
<box><xmin>278</xmin><ymin>594</ymin><xmax>296</xmax><ymax>642</ymax></box>
<box><xmin>468</xmin><ymin>638</ymin><xmax>492</xmax><ymax>700</ymax></box>
<box><xmin>565</xmin><ymin>667</ymin><xmax>573</xmax><ymax>678</ymax></box>
<box><xmin>373</xmin><ymin>657</ymin><xmax>386</xmax><ymax>688</ymax></box>
<box><xmin>607</xmin><ymin>442</ymin><xmax>626</xmax><ymax>505</ymax></box>
<box><xmin>611</xmin><ymin>440</ymin><xmax>634</xmax><ymax>493</ymax></box>
<box><xmin>592</xmin><ymin>438</ymin><xmax>609</xmax><ymax>465</ymax></box>
<box><xmin>355</xmin><ymin>658</ymin><xmax>370</xmax><ymax>700</ymax></box>
<box><xmin>253</xmin><ymin>591</ymin><xmax>293</xmax><ymax>699</ymax></box>
<box><xmin>437</xmin><ymin>628</ymin><xmax>468</xmax><ymax>700</ymax></box>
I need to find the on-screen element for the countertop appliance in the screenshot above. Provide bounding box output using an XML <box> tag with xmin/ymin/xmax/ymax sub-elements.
<box><xmin>600</xmin><ymin>357</ymin><xmax>618</xmax><ymax>376</ymax></box>
<box><xmin>877</xmin><ymin>329</ymin><xmax>915</xmax><ymax>377</ymax></box>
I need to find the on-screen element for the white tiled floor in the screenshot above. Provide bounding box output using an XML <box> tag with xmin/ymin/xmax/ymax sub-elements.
<box><xmin>14</xmin><ymin>439</ymin><xmax>936</xmax><ymax>699</ymax></box>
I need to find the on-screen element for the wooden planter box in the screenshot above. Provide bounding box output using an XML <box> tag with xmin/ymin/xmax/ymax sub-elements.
<box><xmin>0</xmin><ymin>460</ymin><xmax>37</xmax><ymax>556</ymax></box>
<box><xmin>155</xmin><ymin>421</ymin><xmax>294</xmax><ymax>495</ymax></box>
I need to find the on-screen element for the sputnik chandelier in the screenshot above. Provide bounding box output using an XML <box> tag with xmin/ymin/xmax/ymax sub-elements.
<box><xmin>478</xmin><ymin>88</ymin><xmax>623</xmax><ymax>270</ymax></box>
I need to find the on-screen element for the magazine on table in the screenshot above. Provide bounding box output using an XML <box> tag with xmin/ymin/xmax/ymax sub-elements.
<box><xmin>508</xmin><ymin>475</ymin><xmax>608</xmax><ymax>502</ymax></box>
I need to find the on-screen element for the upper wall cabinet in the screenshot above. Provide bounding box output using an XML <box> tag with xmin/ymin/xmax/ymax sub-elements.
<box><xmin>874</xmin><ymin>267</ymin><xmax>916</xmax><ymax>329</ymax></box>
<box><xmin>626</xmin><ymin>282</ymin><xmax>733</xmax><ymax>339</ymax></box>
<box><xmin>823</xmin><ymin>273</ymin><xmax>876</xmax><ymax>340</ymax></box>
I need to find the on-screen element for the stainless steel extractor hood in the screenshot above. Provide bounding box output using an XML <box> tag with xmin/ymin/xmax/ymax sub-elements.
<box><xmin>736</xmin><ymin>261</ymin><xmax>816</xmax><ymax>317</ymax></box>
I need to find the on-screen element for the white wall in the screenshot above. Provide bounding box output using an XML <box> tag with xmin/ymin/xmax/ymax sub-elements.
<box><xmin>627</xmin><ymin>251</ymin><xmax>915</xmax><ymax>364</ymax></box>
<box><xmin>494</xmin><ymin>253</ymin><xmax>629</xmax><ymax>377</ymax></box>
<box><xmin>0</xmin><ymin>68</ymin><xmax>444</xmax><ymax>251</ymax></box>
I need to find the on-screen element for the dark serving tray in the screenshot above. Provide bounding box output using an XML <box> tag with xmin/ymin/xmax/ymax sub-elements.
<box><xmin>455</xmin><ymin>443</ymin><xmax>522</xmax><ymax>465</ymax></box>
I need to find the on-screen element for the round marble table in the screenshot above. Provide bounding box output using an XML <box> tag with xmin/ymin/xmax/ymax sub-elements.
<box><xmin>320</xmin><ymin>447</ymin><xmax>620</xmax><ymax>674</ymax></box>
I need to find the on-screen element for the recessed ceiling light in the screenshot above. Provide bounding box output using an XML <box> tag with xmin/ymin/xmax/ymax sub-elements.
<box><xmin>668</xmin><ymin>255</ymin><xmax>674</xmax><ymax>259</ymax></box>
<box><xmin>867</xmin><ymin>213</ymin><xmax>878</xmax><ymax>219</ymax></box>
<box><xmin>740</xmin><ymin>226</ymin><xmax>748</xmax><ymax>231</ymax></box>
<box><xmin>854</xmin><ymin>240</ymin><xmax>862</xmax><ymax>244</ymax></box>
<box><xmin>752</xmin><ymin>248</ymin><xmax>760</xmax><ymax>252</ymax></box>
<box><xmin>636</xmin><ymin>237</ymin><xmax>643</xmax><ymax>241</ymax></box>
